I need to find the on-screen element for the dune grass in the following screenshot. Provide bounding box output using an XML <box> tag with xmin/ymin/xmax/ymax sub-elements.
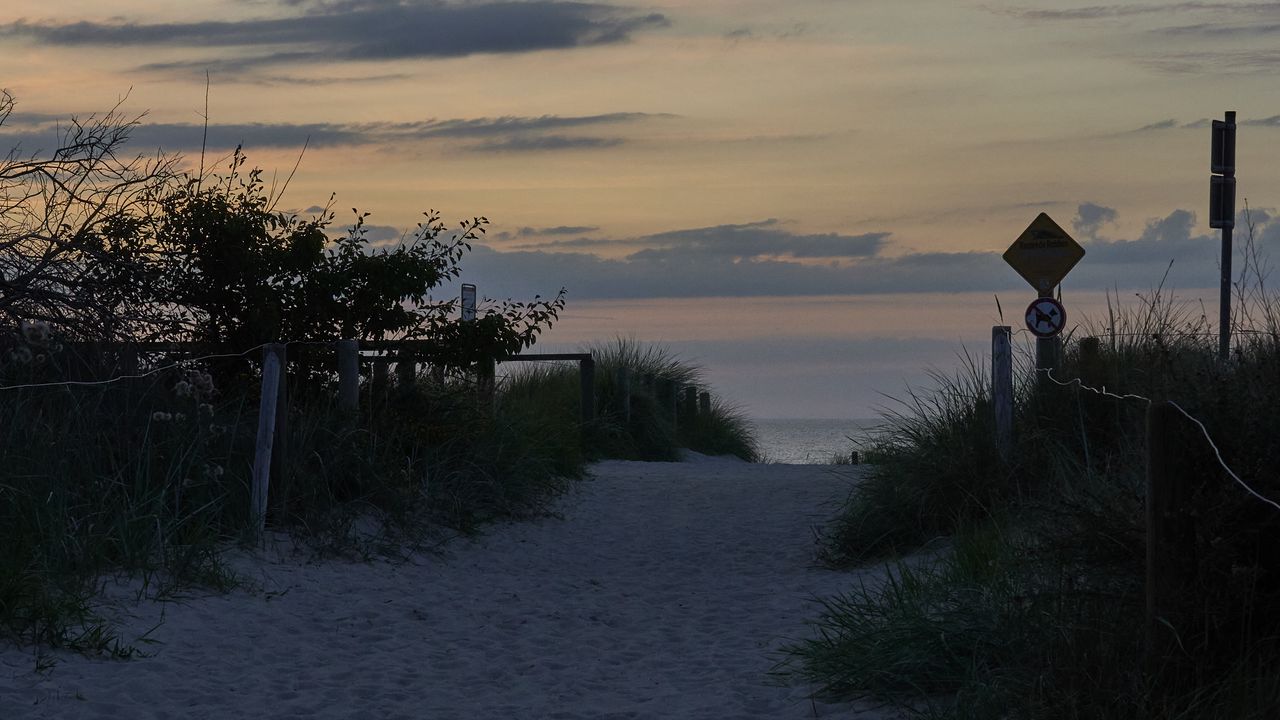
<box><xmin>502</xmin><ymin>337</ymin><xmax>760</xmax><ymax>462</ymax></box>
<box><xmin>790</xmin><ymin>279</ymin><xmax>1280</xmax><ymax>717</ymax></box>
<box><xmin>0</xmin><ymin>337</ymin><xmax>758</xmax><ymax>657</ymax></box>
<box><xmin>0</xmin><ymin>353</ymin><xmax>580</xmax><ymax>655</ymax></box>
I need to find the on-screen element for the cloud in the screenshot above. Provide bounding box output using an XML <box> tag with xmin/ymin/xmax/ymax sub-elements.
<box><xmin>0</xmin><ymin>112</ymin><xmax>665</xmax><ymax>153</ymax></box>
<box><xmin>993</xmin><ymin>2</ymin><xmax>1280</xmax><ymax>22</ymax></box>
<box><xmin>519</xmin><ymin>225</ymin><xmax>600</xmax><ymax>237</ymax></box>
<box><xmin>1118</xmin><ymin>116</ymin><xmax>1279</xmax><ymax>135</ymax></box>
<box><xmin>1073</xmin><ymin>202</ymin><xmax>1118</xmax><ymax>239</ymax></box>
<box><xmin>454</xmin><ymin>243</ymin><xmax>1009</xmax><ymax>300</ymax></box>
<box><xmin>469</xmin><ymin>135</ymin><xmax>625</xmax><ymax>152</ymax></box>
<box><xmin>1</xmin><ymin>1</ymin><xmax>670</xmax><ymax>71</ymax></box>
<box><xmin>514</xmin><ymin>220</ymin><xmax>889</xmax><ymax>260</ymax></box>
<box><xmin>1134</xmin><ymin>50</ymin><xmax>1280</xmax><ymax>74</ymax></box>
<box><xmin>449</xmin><ymin>207</ymin><xmax>1260</xmax><ymax>301</ymax></box>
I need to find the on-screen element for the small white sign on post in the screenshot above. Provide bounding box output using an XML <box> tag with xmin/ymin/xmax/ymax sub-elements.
<box><xmin>461</xmin><ymin>283</ymin><xmax>477</xmax><ymax>322</ymax></box>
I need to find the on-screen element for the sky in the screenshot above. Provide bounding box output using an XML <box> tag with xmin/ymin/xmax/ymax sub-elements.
<box><xmin>2</xmin><ymin>0</ymin><xmax>1279</xmax><ymax>418</ymax></box>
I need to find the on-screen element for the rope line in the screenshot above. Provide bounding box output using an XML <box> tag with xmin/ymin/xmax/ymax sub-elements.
<box><xmin>1168</xmin><ymin>401</ymin><xmax>1280</xmax><ymax>514</ymax></box>
<box><xmin>1040</xmin><ymin>367</ymin><xmax>1280</xmax><ymax>513</ymax></box>
<box><xmin>0</xmin><ymin>343</ymin><xmax>270</xmax><ymax>392</ymax></box>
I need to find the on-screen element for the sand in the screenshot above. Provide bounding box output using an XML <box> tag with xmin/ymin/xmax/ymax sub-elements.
<box><xmin>1</xmin><ymin>457</ymin><xmax>898</xmax><ymax>719</ymax></box>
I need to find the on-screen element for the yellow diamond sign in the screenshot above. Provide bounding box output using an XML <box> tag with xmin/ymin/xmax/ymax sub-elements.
<box><xmin>1003</xmin><ymin>213</ymin><xmax>1085</xmax><ymax>296</ymax></box>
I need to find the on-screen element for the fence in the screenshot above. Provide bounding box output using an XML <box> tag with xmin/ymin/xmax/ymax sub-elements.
<box><xmin>3</xmin><ymin>336</ymin><xmax>730</xmax><ymax>540</ymax></box>
<box><xmin>0</xmin><ymin>339</ymin><xmax>603</xmax><ymax>537</ymax></box>
<box><xmin>989</xmin><ymin>325</ymin><xmax>1280</xmax><ymax>676</ymax></box>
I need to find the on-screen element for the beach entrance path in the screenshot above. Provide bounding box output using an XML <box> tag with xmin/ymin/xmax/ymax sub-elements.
<box><xmin>1</xmin><ymin>458</ymin><xmax>896</xmax><ymax>719</ymax></box>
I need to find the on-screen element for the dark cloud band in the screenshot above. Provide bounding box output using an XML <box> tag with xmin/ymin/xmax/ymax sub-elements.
<box><xmin>1</xmin><ymin>1</ymin><xmax>670</xmax><ymax>69</ymax></box>
<box><xmin>0</xmin><ymin>112</ymin><xmax>664</xmax><ymax>153</ymax></box>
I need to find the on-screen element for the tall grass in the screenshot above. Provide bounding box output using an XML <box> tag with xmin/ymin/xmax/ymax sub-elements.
<box><xmin>0</xmin><ymin>350</ymin><xmax>583</xmax><ymax>654</ymax></box>
<box><xmin>819</xmin><ymin>352</ymin><xmax>1008</xmax><ymax>565</ymax></box>
<box><xmin>0</xmin><ymin>372</ymin><xmax>248</xmax><ymax>654</ymax></box>
<box><xmin>502</xmin><ymin>338</ymin><xmax>760</xmax><ymax>462</ymax></box>
<box><xmin>792</xmin><ymin>276</ymin><xmax>1280</xmax><ymax>717</ymax></box>
<box><xmin>0</xmin><ymin>337</ymin><xmax>757</xmax><ymax>655</ymax></box>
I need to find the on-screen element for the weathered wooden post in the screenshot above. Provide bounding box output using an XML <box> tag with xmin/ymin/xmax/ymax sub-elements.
<box><xmin>579</xmin><ymin>355</ymin><xmax>596</xmax><ymax>424</ymax></box>
<box><xmin>271</xmin><ymin>343</ymin><xmax>289</xmax><ymax>490</ymax></box>
<box><xmin>119</xmin><ymin>344</ymin><xmax>139</xmax><ymax>378</ymax></box>
<box><xmin>1145</xmin><ymin>401</ymin><xmax>1199</xmax><ymax>678</ymax></box>
<box><xmin>397</xmin><ymin>355</ymin><xmax>417</xmax><ymax>388</ymax></box>
<box><xmin>478</xmin><ymin>357</ymin><xmax>496</xmax><ymax>412</ymax></box>
<box><xmin>698</xmin><ymin>391</ymin><xmax>711</xmax><ymax>416</ymax></box>
<box><xmin>251</xmin><ymin>343</ymin><xmax>285</xmax><ymax>537</ymax></box>
<box><xmin>656</xmin><ymin>377</ymin><xmax>678</xmax><ymax>428</ymax></box>
<box><xmin>337</xmin><ymin>339</ymin><xmax>360</xmax><ymax>414</ymax></box>
<box><xmin>683</xmin><ymin>386</ymin><xmax>698</xmax><ymax>424</ymax></box>
<box><xmin>992</xmin><ymin>326</ymin><xmax>1013</xmax><ymax>461</ymax></box>
<box><xmin>616</xmin><ymin>367</ymin><xmax>631</xmax><ymax>424</ymax></box>
<box><xmin>372</xmin><ymin>358</ymin><xmax>389</xmax><ymax>399</ymax></box>
<box><xmin>1078</xmin><ymin>336</ymin><xmax>1102</xmax><ymax>387</ymax></box>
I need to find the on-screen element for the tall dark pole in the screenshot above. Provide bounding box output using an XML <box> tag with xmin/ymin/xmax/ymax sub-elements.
<box><xmin>1215</xmin><ymin>110</ymin><xmax>1237</xmax><ymax>361</ymax></box>
<box><xmin>1220</xmin><ymin>213</ymin><xmax>1233</xmax><ymax>361</ymax></box>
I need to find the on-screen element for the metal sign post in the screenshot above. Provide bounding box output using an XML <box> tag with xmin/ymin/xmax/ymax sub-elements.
<box><xmin>1210</xmin><ymin>111</ymin><xmax>1237</xmax><ymax>361</ymax></box>
<box><xmin>1004</xmin><ymin>213</ymin><xmax>1086</xmax><ymax>379</ymax></box>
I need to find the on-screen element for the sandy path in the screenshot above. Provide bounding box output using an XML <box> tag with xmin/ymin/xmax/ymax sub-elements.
<box><xmin>1</xmin><ymin>458</ymin><xmax>893</xmax><ymax>719</ymax></box>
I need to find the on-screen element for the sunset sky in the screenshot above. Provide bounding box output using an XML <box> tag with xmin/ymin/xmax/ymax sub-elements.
<box><xmin>3</xmin><ymin>0</ymin><xmax>1278</xmax><ymax>417</ymax></box>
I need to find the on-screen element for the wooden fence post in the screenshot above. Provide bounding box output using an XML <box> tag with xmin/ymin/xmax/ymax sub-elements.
<box><xmin>992</xmin><ymin>326</ymin><xmax>1013</xmax><ymax>461</ymax></box>
<box><xmin>251</xmin><ymin>343</ymin><xmax>284</xmax><ymax>537</ymax></box>
<box><xmin>478</xmin><ymin>357</ymin><xmax>496</xmax><ymax>412</ymax></box>
<box><xmin>372</xmin><ymin>358</ymin><xmax>389</xmax><ymax>400</ymax></box>
<box><xmin>271</xmin><ymin>343</ymin><xmax>289</xmax><ymax>493</ymax></box>
<box><xmin>579</xmin><ymin>356</ymin><xmax>596</xmax><ymax>424</ymax></box>
<box><xmin>666</xmin><ymin>378</ymin><xmax>679</xmax><ymax>428</ymax></box>
<box><xmin>616</xmin><ymin>367</ymin><xmax>631</xmax><ymax>423</ymax></box>
<box><xmin>337</xmin><ymin>339</ymin><xmax>360</xmax><ymax>414</ymax></box>
<box><xmin>119</xmin><ymin>344</ymin><xmax>139</xmax><ymax>377</ymax></box>
<box><xmin>398</xmin><ymin>356</ymin><xmax>417</xmax><ymax>388</ymax></box>
<box><xmin>1146</xmin><ymin>401</ymin><xmax>1199</xmax><ymax>678</ymax></box>
<box><xmin>683</xmin><ymin>386</ymin><xmax>698</xmax><ymax>422</ymax></box>
<box><xmin>698</xmin><ymin>391</ymin><xmax>711</xmax><ymax>416</ymax></box>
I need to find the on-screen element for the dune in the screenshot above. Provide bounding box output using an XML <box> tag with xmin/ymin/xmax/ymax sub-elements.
<box><xmin>1</xmin><ymin>458</ymin><xmax>898</xmax><ymax>719</ymax></box>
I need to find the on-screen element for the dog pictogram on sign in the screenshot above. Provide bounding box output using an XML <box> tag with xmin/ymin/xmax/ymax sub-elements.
<box><xmin>1025</xmin><ymin>297</ymin><xmax>1066</xmax><ymax>338</ymax></box>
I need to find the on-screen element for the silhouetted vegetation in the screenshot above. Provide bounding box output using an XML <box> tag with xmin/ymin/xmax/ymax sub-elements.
<box><xmin>785</xmin><ymin>269</ymin><xmax>1280</xmax><ymax>717</ymax></box>
<box><xmin>0</xmin><ymin>97</ymin><xmax>758</xmax><ymax>658</ymax></box>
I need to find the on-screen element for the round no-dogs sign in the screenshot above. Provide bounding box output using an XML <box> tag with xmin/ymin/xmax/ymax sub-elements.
<box><xmin>1025</xmin><ymin>297</ymin><xmax>1066</xmax><ymax>338</ymax></box>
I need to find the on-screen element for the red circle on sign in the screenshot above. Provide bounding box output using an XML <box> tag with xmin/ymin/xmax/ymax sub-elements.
<box><xmin>1025</xmin><ymin>297</ymin><xmax>1066</xmax><ymax>338</ymax></box>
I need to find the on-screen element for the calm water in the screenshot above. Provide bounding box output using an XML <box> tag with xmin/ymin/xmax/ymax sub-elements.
<box><xmin>752</xmin><ymin>418</ymin><xmax>884</xmax><ymax>465</ymax></box>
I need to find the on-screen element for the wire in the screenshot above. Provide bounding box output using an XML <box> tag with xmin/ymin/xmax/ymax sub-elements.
<box><xmin>1039</xmin><ymin>367</ymin><xmax>1280</xmax><ymax>514</ymax></box>
<box><xmin>0</xmin><ymin>343</ymin><xmax>268</xmax><ymax>392</ymax></box>
<box><xmin>1168</xmin><ymin>401</ymin><xmax>1280</xmax><ymax>514</ymax></box>
<box><xmin>1040</xmin><ymin>368</ymin><xmax>1153</xmax><ymax>405</ymax></box>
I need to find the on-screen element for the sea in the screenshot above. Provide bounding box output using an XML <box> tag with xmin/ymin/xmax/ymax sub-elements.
<box><xmin>751</xmin><ymin>418</ymin><xmax>886</xmax><ymax>465</ymax></box>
